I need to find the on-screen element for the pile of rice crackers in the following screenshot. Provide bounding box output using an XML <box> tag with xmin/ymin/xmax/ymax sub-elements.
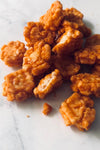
<box><xmin>1</xmin><ymin>1</ymin><xmax>100</xmax><ymax>131</ymax></box>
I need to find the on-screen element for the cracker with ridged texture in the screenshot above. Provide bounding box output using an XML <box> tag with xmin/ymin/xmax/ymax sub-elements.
<box><xmin>2</xmin><ymin>69</ymin><xmax>35</xmax><ymax>101</ymax></box>
<box><xmin>23</xmin><ymin>41</ymin><xmax>51</xmax><ymax>76</ymax></box>
<box><xmin>53</xmin><ymin>55</ymin><xmax>80</xmax><ymax>80</ymax></box>
<box><xmin>0</xmin><ymin>41</ymin><xmax>26</xmax><ymax>67</ymax></box>
<box><xmin>59</xmin><ymin>93</ymin><xmax>96</xmax><ymax>131</ymax></box>
<box><xmin>39</xmin><ymin>1</ymin><xmax>64</xmax><ymax>31</ymax></box>
<box><xmin>23</xmin><ymin>22</ymin><xmax>55</xmax><ymax>47</ymax></box>
<box><xmin>63</xmin><ymin>7</ymin><xmax>91</xmax><ymax>37</ymax></box>
<box><xmin>52</xmin><ymin>27</ymin><xmax>83</xmax><ymax>55</ymax></box>
<box><xmin>34</xmin><ymin>69</ymin><xmax>63</xmax><ymax>99</ymax></box>
<box><xmin>71</xmin><ymin>73</ymin><xmax>100</xmax><ymax>97</ymax></box>
<box><xmin>75</xmin><ymin>45</ymin><xmax>100</xmax><ymax>65</ymax></box>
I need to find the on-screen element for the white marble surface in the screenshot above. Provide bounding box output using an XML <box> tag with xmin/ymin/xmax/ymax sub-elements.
<box><xmin>0</xmin><ymin>0</ymin><xmax>100</xmax><ymax>150</ymax></box>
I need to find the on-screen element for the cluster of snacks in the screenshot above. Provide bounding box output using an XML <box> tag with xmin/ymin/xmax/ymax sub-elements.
<box><xmin>0</xmin><ymin>1</ymin><xmax>99</xmax><ymax>131</ymax></box>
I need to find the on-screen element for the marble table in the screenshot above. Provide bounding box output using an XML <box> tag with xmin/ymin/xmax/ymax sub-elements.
<box><xmin>0</xmin><ymin>0</ymin><xmax>100</xmax><ymax>150</ymax></box>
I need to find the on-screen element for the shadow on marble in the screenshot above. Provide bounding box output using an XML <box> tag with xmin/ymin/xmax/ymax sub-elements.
<box><xmin>47</xmin><ymin>108</ymin><xmax>57</xmax><ymax>117</ymax></box>
<box><xmin>12</xmin><ymin>66</ymin><xmax>22</xmax><ymax>72</ymax></box>
<box><xmin>79</xmin><ymin>64</ymin><xmax>93</xmax><ymax>74</ymax></box>
<box><xmin>14</xmin><ymin>82</ymin><xmax>72</xmax><ymax>116</ymax></box>
<box><xmin>84</xmin><ymin>19</ymin><xmax>94</xmax><ymax>31</ymax></box>
<box><xmin>10</xmin><ymin>81</ymin><xmax>100</xmax><ymax>139</ymax></box>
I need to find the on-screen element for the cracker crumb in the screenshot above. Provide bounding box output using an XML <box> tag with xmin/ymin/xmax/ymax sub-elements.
<box><xmin>26</xmin><ymin>115</ymin><xmax>30</xmax><ymax>118</ymax></box>
<box><xmin>42</xmin><ymin>103</ymin><xmax>52</xmax><ymax>115</ymax></box>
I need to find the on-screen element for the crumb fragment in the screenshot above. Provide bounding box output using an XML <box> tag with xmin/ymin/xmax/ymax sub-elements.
<box><xmin>59</xmin><ymin>93</ymin><xmax>96</xmax><ymax>131</ymax></box>
<box><xmin>42</xmin><ymin>103</ymin><xmax>52</xmax><ymax>115</ymax></box>
<box><xmin>34</xmin><ymin>69</ymin><xmax>63</xmax><ymax>99</ymax></box>
<box><xmin>70</xmin><ymin>73</ymin><xmax>100</xmax><ymax>97</ymax></box>
<box><xmin>0</xmin><ymin>41</ymin><xmax>26</xmax><ymax>67</ymax></box>
<box><xmin>26</xmin><ymin>115</ymin><xmax>30</xmax><ymax>118</ymax></box>
<box><xmin>2</xmin><ymin>69</ymin><xmax>35</xmax><ymax>101</ymax></box>
<box><xmin>23</xmin><ymin>41</ymin><xmax>51</xmax><ymax>76</ymax></box>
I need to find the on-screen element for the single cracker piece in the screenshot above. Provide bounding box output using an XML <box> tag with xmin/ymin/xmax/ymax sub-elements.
<box><xmin>70</xmin><ymin>73</ymin><xmax>100</xmax><ymax>97</ymax></box>
<box><xmin>34</xmin><ymin>69</ymin><xmax>63</xmax><ymax>99</ymax></box>
<box><xmin>63</xmin><ymin>7</ymin><xmax>91</xmax><ymax>37</ymax></box>
<box><xmin>85</xmin><ymin>34</ymin><xmax>100</xmax><ymax>47</ymax></box>
<box><xmin>59</xmin><ymin>93</ymin><xmax>96</xmax><ymax>131</ymax></box>
<box><xmin>0</xmin><ymin>41</ymin><xmax>26</xmax><ymax>67</ymax></box>
<box><xmin>92</xmin><ymin>65</ymin><xmax>100</xmax><ymax>76</ymax></box>
<box><xmin>39</xmin><ymin>1</ymin><xmax>64</xmax><ymax>31</ymax></box>
<box><xmin>23</xmin><ymin>22</ymin><xmax>55</xmax><ymax>47</ymax></box>
<box><xmin>42</xmin><ymin>103</ymin><xmax>52</xmax><ymax>115</ymax></box>
<box><xmin>2</xmin><ymin>69</ymin><xmax>35</xmax><ymax>101</ymax></box>
<box><xmin>52</xmin><ymin>26</ymin><xmax>83</xmax><ymax>55</ymax></box>
<box><xmin>75</xmin><ymin>45</ymin><xmax>100</xmax><ymax>65</ymax></box>
<box><xmin>52</xmin><ymin>55</ymin><xmax>80</xmax><ymax>80</ymax></box>
<box><xmin>23</xmin><ymin>41</ymin><xmax>51</xmax><ymax>76</ymax></box>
